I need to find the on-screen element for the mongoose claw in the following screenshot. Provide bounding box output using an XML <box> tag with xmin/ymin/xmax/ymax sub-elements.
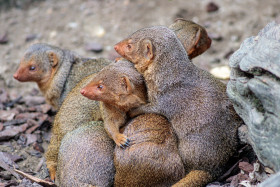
<box><xmin>124</xmin><ymin>141</ymin><xmax>130</xmax><ymax>147</ymax></box>
<box><xmin>115</xmin><ymin>134</ymin><xmax>130</xmax><ymax>148</ymax></box>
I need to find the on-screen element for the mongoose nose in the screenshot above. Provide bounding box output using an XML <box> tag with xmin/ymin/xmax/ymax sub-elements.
<box><xmin>13</xmin><ymin>73</ymin><xmax>19</xmax><ymax>80</ymax></box>
<box><xmin>114</xmin><ymin>45</ymin><xmax>119</xmax><ymax>52</ymax></box>
<box><xmin>80</xmin><ymin>89</ymin><xmax>86</xmax><ymax>95</ymax></box>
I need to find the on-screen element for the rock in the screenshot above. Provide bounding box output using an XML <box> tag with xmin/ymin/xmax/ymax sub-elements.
<box><xmin>0</xmin><ymin>33</ymin><xmax>8</xmax><ymax>44</ymax></box>
<box><xmin>210</xmin><ymin>65</ymin><xmax>230</xmax><ymax>79</ymax></box>
<box><xmin>259</xmin><ymin>172</ymin><xmax>280</xmax><ymax>187</ymax></box>
<box><xmin>227</xmin><ymin>21</ymin><xmax>280</xmax><ymax>174</ymax></box>
<box><xmin>206</xmin><ymin>2</ymin><xmax>219</xmax><ymax>13</ymax></box>
<box><xmin>25</xmin><ymin>34</ymin><xmax>39</xmax><ymax>42</ymax></box>
<box><xmin>208</xmin><ymin>32</ymin><xmax>223</xmax><ymax>41</ymax></box>
<box><xmin>85</xmin><ymin>42</ymin><xmax>103</xmax><ymax>53</ymax></box>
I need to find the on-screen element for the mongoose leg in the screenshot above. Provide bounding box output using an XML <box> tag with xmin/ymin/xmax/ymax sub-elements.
<box><xmin>172</xmin><ymin>170</ymin><xmax>213</xmax><ymax>187</ymax></box>
<box><xmin>45</xmin><ymin>133</ymin><xmax>61</xmax><ymax>181</ymax></box>
<box><xmin>47</xmin><ymin>163</ymin><xmax>56</xmax><ymax>181</ymax></box>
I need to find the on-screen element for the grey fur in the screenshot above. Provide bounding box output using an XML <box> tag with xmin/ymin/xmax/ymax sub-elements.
<box><xmin>125</xmin><ymin>26</ymin><xmax>242</xmax><ymax>180</ymax></box>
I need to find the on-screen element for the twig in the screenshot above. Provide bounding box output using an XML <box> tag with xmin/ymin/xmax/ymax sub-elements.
<box><xmin>14</xmin><ymin>168</ymin><xmax>57</xmax><ymax>187</ymax></box>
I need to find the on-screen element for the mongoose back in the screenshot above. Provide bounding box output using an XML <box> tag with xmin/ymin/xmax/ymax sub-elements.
<box><xmin>13</xmin><ymin>43</ymin><xmax>111</xmax><ymax>109</ymax></box>
<box><xmin>81</xmin><ymin>59</ymin><xmax>147</xmax><ymax>147</ymax></box>
<box><xmin>56</xmin><ymin>121</ymin><xmax>115</xmax><ymax>187</ymax></box>
<box><xmin>45</xmin><ymin>73</ymin><xmax>103</xmax><ymax>181</ymax></box>
<box><xmin>115</xmin><ymin>26</ymin><xmax>242</xmax><ymax>186</ymax></box>
<box><xmin>169</xmin><ymin>18</ymin><xmax>212</xmax><ymax>59</ymax></box>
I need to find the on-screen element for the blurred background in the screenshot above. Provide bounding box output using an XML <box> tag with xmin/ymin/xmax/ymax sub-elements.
<box><xmin>0</xmin><ymin>0</ymin><xmax>279</xmax><ymax>94</ymax></box>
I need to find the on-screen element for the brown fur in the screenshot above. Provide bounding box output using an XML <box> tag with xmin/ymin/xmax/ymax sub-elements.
<box><xmin>115</xmin><ymin>26</ymin><xmax>242</xmax><ymax>186</ymax></box>
<box><xmin>81</xmin><ymin>59</ymin><xmax>147</xmax><ymax>147</ymax></box>
<box><xmin>13</xmin><ymin>43</ymin><xmax>111</xmax><ymax>109</ymax></box>
<box><xmin>115</xmin><ymin>113</ymin><xmax>185</xmax><ymax>187</ymax></box>
<box><xmin>45</xmin><ymin>73</ymin><xmax>103</xmax><ymax>181</ymax></box>
<box><xmin>56</xmin><ymin>121</ymin><xmax>115</xmax><ymax>187</ymax></box>
<box><xmin>169</xmin><ymin>18</ymin><xmax>212</xmax><ymax>59</ymax></box>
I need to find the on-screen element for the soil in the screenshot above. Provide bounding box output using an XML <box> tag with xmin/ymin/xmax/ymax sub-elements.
<box><xmin>0</xmin><ymin>0</ymin><xmax>279</xmax><ymax>186</ymax></box>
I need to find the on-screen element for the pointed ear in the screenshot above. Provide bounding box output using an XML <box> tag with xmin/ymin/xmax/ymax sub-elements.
<box><xmin>142</xmin><ymin>39</ymin><xmax>154</xmax><ymax>61</ymax></box>
<box><xmin>187</xmin><ymin>28</ymin><xmax>202</xmax><ymax>57</ymax></box>
<box><xmin>47</xmin><ymin>51</ymin><xmax>59</xmax><ymax>67</ymax></box>
<box><xmin>122</xmin><ymin>76</ymin><xmax>134</xmax><ymax>94</ymax></box>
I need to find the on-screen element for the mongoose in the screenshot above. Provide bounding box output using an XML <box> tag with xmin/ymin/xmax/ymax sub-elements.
<box><xmin>114</xmin><ymin>26</ymin><xmax>242</xmax><ymax>186</ymax></box>
<box><xmin>80</xmin><ymin>59</ymin><xmax>185</xmax><ymax>186</ymax></box>
<box><xmin>56</xmin><ymin>121</ymin><xmax>115</xmax><ymax>187</ymax></box>
<box><xmin>80</xmin><ymin>59</ymin><xmax>147</xmax><ymax>147</ymax></box>
<box><xmin>114</xmin><ymin>113</ymin><xmax>185</xmax><ymax>187</ymax></box>
<box><xmin>169</xmin><ymin>18</ymin><xmax>212</xmax><ymax>59</ymax></box>
<box><xmin>45</xmin><ymin>73</ymin><xmax>103</xmax><ymax>181</ymax></box>
<box><xmin>13</xmin><ymin>43</ymin><xmax>111</xmax><ymax>109</ymax></box>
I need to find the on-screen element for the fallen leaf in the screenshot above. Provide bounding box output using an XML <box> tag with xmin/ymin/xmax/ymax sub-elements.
<box><xmin>0</xmin><ymin>123</ymin><xmax>29</xmax><ymax>141</ymax></box>
<box><xmin>239</xmin><ymin>161</ymin><xmax>254</xmax><ymax>174</ymax></box>
<box><xmin>26</xmin><ymin>134</ymin><xmax>38</xmax><ymax>146</ymax></box>
<box><xmin>0</xmin><ymin>110</ymin><xmax>17</xmax><ymax>121</ymax></box>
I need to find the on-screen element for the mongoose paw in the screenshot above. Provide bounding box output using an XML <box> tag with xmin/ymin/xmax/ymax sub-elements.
<box><xmin>114</xmin><ymin>134</ymin><xmax>130</xmax><ymax>148</ymax></box>
<box><xmin>48</xmin><ymin>168</ymin><xmax>56</xmax><ymax>181</ymax></box>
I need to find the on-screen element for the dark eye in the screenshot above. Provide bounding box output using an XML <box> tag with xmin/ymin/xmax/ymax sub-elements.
<box><xmin>127</xmin><ymin>44</ymin><xmax>131</xmax><ymax>49</ymax></box>
<box><xmin>97</xmin><ymin>84</ymin><xmax>103</xmax><ymax>90</ymax></box>
<box><xmin>29</xmin><ymin>66</ymin><xmax>36</xmax><ymax>71</ymax></box>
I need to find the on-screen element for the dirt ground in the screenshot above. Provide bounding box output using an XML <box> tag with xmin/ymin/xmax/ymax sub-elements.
<box><xmin>0</xmin><ymin>0</ymin><xmax>279</xmax><ymax>186</ymax></box>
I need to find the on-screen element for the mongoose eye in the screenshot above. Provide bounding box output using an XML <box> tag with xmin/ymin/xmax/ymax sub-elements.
<box><xmin>29</xmin><ymin>66</ymin><xmax>36</xmax><ymax>71</ymax></box>
<box><xmin>127</xmin><ymin>44</ymin><xmax>131</xmax><ymax>49</ymax></box>
<box><xmin>97</xmin><ymin>84</ymin><xmax>104</xmax><ymax>90</ymax></box>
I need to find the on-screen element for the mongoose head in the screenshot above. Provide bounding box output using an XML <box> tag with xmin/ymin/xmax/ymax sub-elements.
<box><xmin>13</xmin><ymin>43</ymin><xmax>63</xmax><ymax>85</ymax></box>
<box><xmin>169</xmin><ymin>18</ymin><xmax>212</xmax><ymax>59</ymax></box>
<box><xmin>81</xmin><ymin>59</ymin><xmax>146</xmax><ymax>110</ymax></box>
<box><xmin>115</xmin><ymin>26</ymin><xmax>190</xmax><ymax>74</ymax></box>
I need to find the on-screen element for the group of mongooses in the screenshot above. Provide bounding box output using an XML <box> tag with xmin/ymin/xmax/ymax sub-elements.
<box><xmin>13</xmin><ymin>19</ymin><xmax>242</xmax><ymax>187</ymax></box>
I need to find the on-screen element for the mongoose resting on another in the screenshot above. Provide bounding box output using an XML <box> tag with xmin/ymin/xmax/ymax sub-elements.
<box><xmin>45</xmin><ymin>73</ymin><xmax>103</xmax><ymax>181</ymax></box>
<box><xmin>81</xmin><ymin>59</ymin><xmax>147</xmax><ymax>147</ymax></box>
<box><xmin>114</xmin><ymin>26</ymin><xmax>242</xmax><ymax>186</ymax></box>
<box><xmin>80</xmin><ymin>59</ymin><xmax>185</xmax><ymax>186</ymax></box>
<box><xmin>169</xmin><ymin>18</ymin><xmax>212</xmax><ymax>59</ymax></box>
<box><xmin>114</xmin><ymin>113</ymin><xmax>185</xmax><ymax>187</ymax></box>
<box><xmin>13</xmin><ymin>43</ymin><xmax>111</xmax><ymax>109</ymax></box>
<box><xmin>56</xmin><ymin>121</ymin><xmax>115</xmax><ymax>187</ymax></box>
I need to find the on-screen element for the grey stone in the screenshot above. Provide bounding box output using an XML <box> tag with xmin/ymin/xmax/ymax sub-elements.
<box><xmin>259</xmin><ymin>172</ymin><xmax>280</xmax><ymax>187</ymax></box>
<box><xmin>227</xmin><ymin>21</ymin><xmax>280</xmax><ymax>174</ymax></box>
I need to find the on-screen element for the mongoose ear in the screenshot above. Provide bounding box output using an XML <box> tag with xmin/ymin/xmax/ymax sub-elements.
<box><xmin>187</xmin><ymin>28</ymin><xmax>202</xmax><ymax>56</ymax></box>
<box><xmin>122</xmin><ymin>76</ymin><xmax>134</xmax><ymax>94</ymax></box>
<box><xmin>47</xmin><ymin>51</ymin><xmax>59</xmax><ymax>67</ymax></box>
<box><xmin>143</xmin><ymin>39</ymin><xmax>154</xmax><ymax>61</ymax></box>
